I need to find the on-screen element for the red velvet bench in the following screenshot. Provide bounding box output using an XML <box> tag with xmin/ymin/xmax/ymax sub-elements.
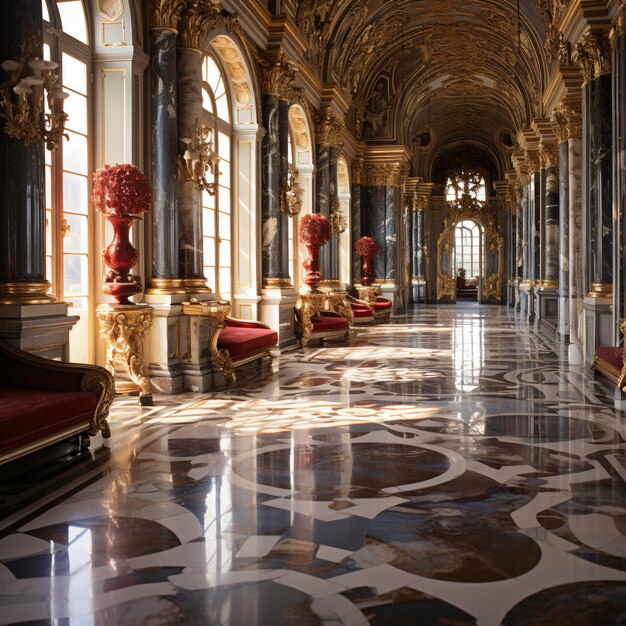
<box><xmin>295</xmin><ymin>292</ymin><xmax>350</xmax><ymax>347</ymax></box>
<box><xmin>0</xmin><ymin>339</ymin><xmax>114</xmax><ymax>465</ymax></box>
<box><xmin>593</xmin><ymin>346</ymin><xmax>626</xmax><ymax>390</ymax></box>
<box><xmin>347</xmin><ymin>294</ymin><xmax>374</xmax><ymax>325</ymax></box>
<box><xmin>372</xmin><ymin>297</ymin><xmax>392</xmax><ymax>323</ymax></box>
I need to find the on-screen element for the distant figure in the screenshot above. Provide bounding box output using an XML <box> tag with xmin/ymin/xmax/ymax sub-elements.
<box><xmin>456</xmin><ymin>268</ymin><xmax>466</xmax><ymax>290</ymax></box>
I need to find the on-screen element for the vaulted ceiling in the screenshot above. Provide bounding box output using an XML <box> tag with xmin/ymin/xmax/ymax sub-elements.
<box><xmin>296</xmin><ymin>0</ymin><xmax>549</xmax><ymax>179</ymax></box>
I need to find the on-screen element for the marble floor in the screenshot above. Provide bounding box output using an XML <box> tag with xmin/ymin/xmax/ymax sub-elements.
<box><xmin>2</xmin><ymin>303</ymin><xmax>626</xmax><ymax>625</ymax></box>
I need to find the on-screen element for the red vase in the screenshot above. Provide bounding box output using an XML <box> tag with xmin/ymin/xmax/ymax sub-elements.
<box><xmin>361</xmin><ymin>255</ymin><xmax>373</xmax><ymax>286</ymax></box>
<box><xmin>303</xmin><ymin>243</ymin><xmax>322</xmax><ymax>289</ymax></box>
<box><xmin>102</xmin><ymin>214</ymin><xmax>142</xmax><ymax>304</ymax></box>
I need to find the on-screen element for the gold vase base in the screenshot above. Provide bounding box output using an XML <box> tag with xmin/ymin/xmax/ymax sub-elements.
<box><xmin>146</xmin><ymin>278</ymin><xmax>187</xmax><ymax>295</ymax></box>
<box><xmin>588</xmin><ymin>283</ymin><xmax>613</xmax><ymax>299</ymax></box>
<box><xmin>0</xmin><ymin>281</ymin><xmax>56</xmax><ymax>305</ymax></box>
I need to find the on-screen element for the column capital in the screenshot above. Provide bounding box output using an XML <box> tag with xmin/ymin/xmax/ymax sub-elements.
<box><xmin>552</xmin><ymin>102</ymin><xmax>582</xmax><ymax>140</ymax></box>
<box><xmin>360</xmin><ymin>162</ymin><xmax>403</xmax><ymax>187</ymax></box>
<box><xmin>150</xmin><ymin>0</ymin><xmax>187</xmax><ymax>32</ymax></box>
<box><xmin>257</xmin><ymin>49</ymin><xmax>298</xmax><ymax>100</ymax></box>
<box><xmin>573</xmin><ymin>28</ymin><xmax>611</xmax><ymax>84</ymax></box>
<box><xmin>539</xmin><ymin>142</ymin><xmax>559</xmax><ymax>169</ymax></box>
<box><xmin>178</xmin><ymin>1</ymin><xmax>221</xmax><ymax>51</ymax></box>
<box><xmin>314</xmin><ymin>107</ymin><xmax>344</xmax><ymax>147</ymax></box>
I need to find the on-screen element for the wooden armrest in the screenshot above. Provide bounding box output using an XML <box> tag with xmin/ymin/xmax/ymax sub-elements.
<box><xmin>225</xmin><ymin>316</ymin><xmax>271</xmax><ymax>330</ymax></box>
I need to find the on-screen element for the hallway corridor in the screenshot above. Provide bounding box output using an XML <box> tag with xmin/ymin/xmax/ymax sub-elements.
<box><xmin>1</xmin><ymin>305</ymin><xmax>626</xmax><ymax>625</ymax></box>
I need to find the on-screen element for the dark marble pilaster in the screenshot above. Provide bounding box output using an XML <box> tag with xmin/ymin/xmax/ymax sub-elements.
<box><xmin>261</xmin><ymin>94</ymin><xmax>286</xmax><ymax>282</ymax></box>
<box><xmin>177</xmin><ymin>47</ymin><xmax>204</xmax><ymax>287</ymax></box>
<box><xmin>315</xmin><ymin>144</ymin><xmax>331</xmax><ymax>279</ymax></box>
<box><xmin>0</xmin><ymin>0</ymin><xmax>47</xmax><ymax>294</ymax></box>
<box><xmin>522</xmin><ymin>186</ymin><xmax>529</xmax><ymax>281</ymax></box>
<box><xmin>351</xmin><ymin>182</ymin><xmax>361</xmax><ymax>283</ymax></box>
<box><xmin>516</xmin><ymin>200</ymin><xmax>523</xmax><ymax>279</ymax></box>
<box><xmin>531</xmin><ymin>173</ymin><xmax>541</xmax><ymax>282</ymax></box>
<box><xmin>558</xmin><ymin>143</ymin><xmax>570</xmax><ymax>296</ymax></box>
<box><xmin>151</xmin><ymin>28</ymin><xmax>179</xmax><ymax>280</ymax></box>
<box><xmin>414</xmin><ymin>210</ymin><xmax>425</xmax><ymax>279</ymax></box>
<box><xmin>544</xmin><ymin>166</ymin><xmax>559</xmax><ymax>284</ymax></box>
<box><xmin>361</xmin><ymin>186</ymin><xmax>386</xmax><ymax>280</ymax></box>
<box><xmin>278</xmin><ymin>98</ymin><xmax>290</xmax><ymax>281</ymax></box>
<box><xmin>615</xmin><ymin>19</ymin><xmax>626</xmax><ymax>340</ymax></box>
<box><xmin>589</xmin><ymin>75</ymin><xmax>613</xmax><ymax>289</ymax></box>
<box><xmin>328</xmin><ymin>145</ymin><xmax>340</xmax><ymax>281</ymax></box>
<box><xmin>385</xmin><ymin>186</ymin><xmax>397</xmax><ymax>281</ymax></box>
<box><xmin>509</xmin><ymin>210</ymin><xmax>517</xmax><ymax>281</ymax></box>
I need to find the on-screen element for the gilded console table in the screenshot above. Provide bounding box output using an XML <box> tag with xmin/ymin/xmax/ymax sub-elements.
<box><xmin>97</xmin><ymin>303</ymin><xmax>153</xmax><ymax>406</ymax></box>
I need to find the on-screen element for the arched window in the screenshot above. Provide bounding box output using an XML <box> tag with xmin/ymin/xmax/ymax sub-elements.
<box><xmin>43</xmin><ymin>0</ymin><xmax>91</xmax><ymax>362</ymax></box>
<box><xmin>454</xmin><ymin>220</ymin><xmax>481</xmax><ymax>279</ymax></box>
<box><xmin>202</xmin><ymin>54</ymin><xmax>232</xmax><ymax>300</ymax></box>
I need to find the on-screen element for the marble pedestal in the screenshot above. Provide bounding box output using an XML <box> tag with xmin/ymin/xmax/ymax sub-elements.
<box><xmin>259</xmin><ymin>286</ymin><xmax>298</xmax><ymax>347</ymax></box>
<box><xmin>0</xmin><ymin>303</ymin><xmax>78</xmax><ymax>361</ymax></box>
<box><xmin>536</xmin><ymin>287</ymin><xmax>559</xmax><ymax>338</ymax></box>
<box><xmin>583</xmin><ymin>296</ymin><xmax>613</xmax><ymax>365</ymax></box>
<box><xmin>411</xmin><ymin>279</ymin><xmax>426</xmax><ymax>304</ymax></box>
<box><xmin>379</xmin><ymin>282</ymin><xmax>399</xmax><ymax>312</ymax></box>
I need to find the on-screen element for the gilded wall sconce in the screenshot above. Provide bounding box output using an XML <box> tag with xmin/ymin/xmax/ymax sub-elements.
<box><xmin>0</xmin><ymin>36</ymin><xmax>69</xmax><ymax>150</ymax></box>
<box><xmin>281</xmin><ymin>163</ymin><xmax>303</xmax><ymax>217</ymax></box>
<box><xmin>178</xmin><ymin>119</ymin><xmax>220</xmax><ymax>194</ymax></box>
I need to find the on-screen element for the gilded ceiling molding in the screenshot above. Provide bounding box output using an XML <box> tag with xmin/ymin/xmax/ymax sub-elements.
<box><xmin>257</xmin><ymin>49</ymin><xmax>298</xmax><ymax>100</ymax></box>
<box><xmin>314</xmin><ymin>108</ymin><xmax>344</xmax><ymax>147</ymax></box>
<box><xmin>573</xmin><ymin>29</ymin><xmax>611</xmax><ymax>83</ymax></box>
<box><xmin>296</xmin><ymin>0</ymin><xmax>337</xmax><ymax>68</ymax></box>
<box><xmin>360</xmin><ymin>162</ymin><xmax>404</xmax><ymax>187</ymax></box>
<box><xmin>151</xmin><ymin>0</ymin><xmax>187</xmax><ymax>32</ymax></box>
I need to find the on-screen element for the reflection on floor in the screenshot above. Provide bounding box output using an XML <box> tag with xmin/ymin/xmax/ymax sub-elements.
<box><xmin>2</xmin><ymin>303</ymin><xmax>626</xmax><ymax>625</ymax></box>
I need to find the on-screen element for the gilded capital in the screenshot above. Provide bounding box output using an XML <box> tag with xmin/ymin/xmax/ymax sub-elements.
<box><xmin>526</xmin><ymin>150</ymin><xmax>541</xmax><ymax>175</ymax></box>
<box><xmin>360</xmin><ymin>162</ymin><xmax>404</xmax><ymax>187</ymax></box>
<box><xmin>414</xmin><ymin>194</ymin><xmax>429</xmax><ymax>212</ymax></box>
<box><xmin>550</xmin><ymin>106</ymin><xmax>569</xmax><ymax>144</ymax></box>
<box><xmin>258</xmin><ymin>49</ymin><xmax>298</xmax><ymax>100</ymax></box>
<box><xmin>150</xmin><ymin>0</ymin><xmax>186</xmax><ymax>32</ymax></box>
<box><xmin>574</xmin><ymin>28</ymin><xmax>611</xmax><ymax>83</ymax></box>
<box><xmin>314</xmin><ymin>108</ymin><xmax>344</xmax><ymax>146</ymax></box>
<box><xmin>551</xmin><ymin>103</ymin><xmax>582</xmax><ymax>141</ymax></box>
<box><xmin>178</xmin><ymin>1</ymin><xmax>221</xmax><ymax>51</ymax></box>
<box><xmin>351</xmin><ymin>158</ymin><xmax>363</xmax><ymax>185</ymax></box>
<box><xmin>539</xmin><ymin>142</ymin><xmax>559</xmax><ymax>169</ymax></box>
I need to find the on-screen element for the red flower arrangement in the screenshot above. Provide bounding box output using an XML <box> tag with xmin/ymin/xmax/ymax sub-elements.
<box><xmin>92</xmin><ymin>164</ymin><xmax>151</xmax><ymax>215</ymax></box>
<box><xmin>298</xmin><ymin>213</ymin><xmax>331</xmax><ymax>245</ymax></box>
<box><xmin>355</xmin><ymin>236</ymin><xmax>379</xmax><ymax>257</ymax></box>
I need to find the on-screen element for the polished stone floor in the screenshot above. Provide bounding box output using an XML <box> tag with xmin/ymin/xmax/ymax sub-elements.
<box><xmin>2</xmin><ymin>303</ymin><xmax>626</xmax><ymax>625</ymax></box>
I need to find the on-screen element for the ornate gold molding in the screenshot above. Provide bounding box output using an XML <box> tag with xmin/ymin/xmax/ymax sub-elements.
<box><xmin>146</xmin><ymin>277</ymin><xmax>187</xmax><ymax>295</ymax></box>
<box><xmin>257</xmin><ymin>49</ymin><xmax>298</xmax><ymax>100</ymax></box>
<box><xmin>0</xmin><ymin>281</ymin><xmax>55</xmax><ymax>305</ymax></box>
<box><xmin>414</xmin><ymin>194</ymin><xmax>429</xmax><ymax>212</ymax></box>
<box><xmin>539</xmin><ymin>142</ymin><xmax>559</xmax><ymax>169</ymax></box>
<box><xmin>573</xmin><ymin>28</ymin><xmax>611</xmax><ymax>83</ymax></box>
<box><xmin>150</xmin><ymin>0</ymin><xmax>186</xmax><ymax>32</ymax></box>
<box><xmin>351</xmin><ymin>158</ymin><xmax>363</xmax><ymax>185</ymax></box>
<box><xmin>360</xmin><ymin>162</ymin><xmax>404</xmax><ymax>187</ymax></box>
<box><xmin>551</xmin><ymin>103</ymin><xmax>582</xmax><ymax>141</ymax></box>
<box><xmin>314</xmin><ymin>107</ymin><xmax>344</xmax><ymax>146</ymax></box>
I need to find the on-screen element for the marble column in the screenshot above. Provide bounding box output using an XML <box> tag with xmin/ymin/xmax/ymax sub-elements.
<box><xmin>544</xmin><ymin>165</ymin><xmax>559</xmax><ymax>286</ymax></box>
<box><xmin>568</xmin><ymin>133</ymin><xmax>583</xmax><ymax>363</ymax></box>
<box><xmin>315</xmin><ymin>143</ymin><xmax>331</xmax><ymax>279</ymax></box>
<box><xmin>149</xmin><ymin>22</ymin><xmax>184</xmax><ymax>292</ymax></box>
<box><xmin>261</xmin><ymin>93</ymin><xmax>288</xmax><ymax>284</ymax></box>
<box><xmin>589</xmin><ymin>75</ymin><xmax>613</xmax><ymax>295</ymax></box>
<box><xmin>509</xmin><ymin>210</ymin><xmax>516</xmax><ymax>283</ymax></box>
<box><xmin>522</xmin><ymin>186</ymin><xmax>530</xmax><ymax>282</ymax></box>
<box><xmin>278</xmin><ymin>98</ymin><xmax>290</xmax><ymax>281</ymax></box>
<box><xmin>0</xmin><ymin>0</ymin><xmax>51</xmax><ymax>304</ymax></box>
<box><xmin>177</xmin><ymin>45</ymin><xmax>208</xmax><ymax>293</ymax></box>
<box><xmin>328</xmin><ymin>145</ymin><xmax>340</xmax><ymax>282</ymax></box>
<box><xmin>557</xmin><ymin>140</ymin><xmax>570</xmax><ymax>339</ymax></box>
<box><xmin>351</xmin><ymin>178</ymin><xmax>361</xmax><ymax>284</ymax></box>
<box><xmin>361</xmin><ymin>185</ymin><xmax>386</xmax><ymax>280</ymax></box>
<box><xmin>532</xmin><ymin>172</ymin><xmax>541</xmax><ymax>284</ymax></box>
<box><xmin>414</xmin><ymin>209</ymin><xmax>425</xmax><ymax>280</ymax></box>
<box><xmin>516</xmin><ymin>197</ymin><xmax>523</xmax><ymax>280</ymax></box>
<box><xmin>385</xmin><ymin>187</ymin><xmax>398</xmax><ymax>281</ymax></box>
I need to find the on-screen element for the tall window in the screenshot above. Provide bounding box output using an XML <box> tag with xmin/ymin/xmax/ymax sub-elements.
<box><xmin>455</xmin><ymin>220</ymin><xmax>481</xmax><ymax>279</ymax></box>
<box><xmin>43</xmin><ymin>0</ymin><xmax>91</xmax><ymax>362</ymax></box>
<box><xmin>202</xmin><ymin>55</ymin><xmax>232</xmax><ymax>300</ymax></box>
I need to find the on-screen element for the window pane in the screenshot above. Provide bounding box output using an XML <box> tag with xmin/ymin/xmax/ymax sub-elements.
<box><xmin>62</xmin><ymin>53</ymin><xmax>87</xmax><ymax>94</ymax></box>
<box><xmin>63</xmin><ymin>172</ymin><xmax>88</xmax><ymax>213</ymax></box>
<box><xmin>218</xmin><ymin>158</ymin><xmax>230</xmax><ymax>189</ymax></box>
<box><xmin>204</xmin><ymin>236</ymin><xmax>216</xmax><ymax>266</ymax></box>
<box><xmin>218</xmin><ymin>210</ymin><xmax>231</xmax><ymax>240</ymax></box>
<box><xmin>63</xmin><ymin>254</ymin><xmax>88</xmax><ymax>296</ymax></box>
<box><xmin>63</xmin><ymin>132</ymin><xmax>88</xmax><ymax>174</ymax></box>
<box><xmin>202</xmin><ymin>88</ymin><xmax>214</xmax><ymax>114</ymax></box>
<box><xmin>219</xmin><ymin>267</ymin><xmax>231</xmax><ymax>298</ymax></box>
<box><xmin>63</xmin><ymin>213</ymin><xmax>88</xmax><ymax>253</ymax></box>
<box><xmin>203</xmin><ymin>190</ymin><xmax>215</xmax><ymax>210</ymax></box>
<box><xmin>45</xmin><ymin>166</ymin><xmax>52</xmax><ymax>208</ymax></box>
<box><xmin>219</xmin><ymin>239</ymin><xmax>231</xmax><ymax>268</ymax></box>
<box><xmin>218</xmin><ymin>186</ymin><xmax>230</xmax><ymax>215</ymax></box>
<box><xmin>203</xmin><ymin>207</ymin><xmax>215</xmax><ymax>237</ymax></box>
<box><xmin>218</xmin><ymin>132</ymin><xmax>230</xmax><ymax>161</ymax></box>
<box><xmin>57</xmin><ymin>1</ymin><xmax>88</xmax><ymax>44</ymax></box>
<box><xmin>216</xmin><ymin>94</ymin><xmax>230</xmax><ymax>123</ymax></box>
<box><xmin>64</xmin><ymin>90</ymin><xmax>87</xmax><ymax>135</ymax></box>
<box><xmin>203</xmin><ymin>266</ymin><xmax>215</xmax><ymax>290</ymax></box>
<box><xmin>42</xmin><ymin>0</ymin><xmax>50</xmax><ymax>21</ymax></box>
<box><xmin>66</xmin><ymin>296</ymin><xmax>88</xmax><ymax>311</ymax></box>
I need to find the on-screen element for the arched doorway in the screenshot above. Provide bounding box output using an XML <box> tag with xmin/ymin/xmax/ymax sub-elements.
<box><xmin>454</xmin><ymin>219</ymin><xmax>482</xmax><ymax>301</ymax></box>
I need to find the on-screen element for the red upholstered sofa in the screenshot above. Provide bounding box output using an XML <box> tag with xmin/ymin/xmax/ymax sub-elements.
<box><xmin>347</xmin><ymin>294</ymin><xmax>374</xmax><ymax>325</ymax></box>
<box><xmin>0</xmin><ymin>339</ymin><xmax>114</xmax><ymax>465</ymax></box>
<box><xmin>593</xmin><ymin>346</ymin><xmax>625</xmax><ymax>389</ymax></box>
<box><xmin>295</xmin><ymin>292</ymin><xmax>350</xmax><ymax>347</ymax></box>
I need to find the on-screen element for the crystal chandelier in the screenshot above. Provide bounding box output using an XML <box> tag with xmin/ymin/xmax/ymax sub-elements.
<box><xmin>281</xmin><ymin>164</ymin><xmax>303</xmax><ymax>217</ymax></box>
<box><xmin>178</xmin><ymin>120</ymin><xmax>221</xmax><ymax>194</ymax></box>
<box><xmin>0</xmin><ymin>37</ymin><xmax>69</xmax><ymax>151</ymax></box>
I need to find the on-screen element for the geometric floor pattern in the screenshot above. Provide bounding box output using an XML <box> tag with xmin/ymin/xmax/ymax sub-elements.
<box><xmin>1</xmin><ymin>303</ymin><xmax>626</xmax><ymax>625</ymax></box>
